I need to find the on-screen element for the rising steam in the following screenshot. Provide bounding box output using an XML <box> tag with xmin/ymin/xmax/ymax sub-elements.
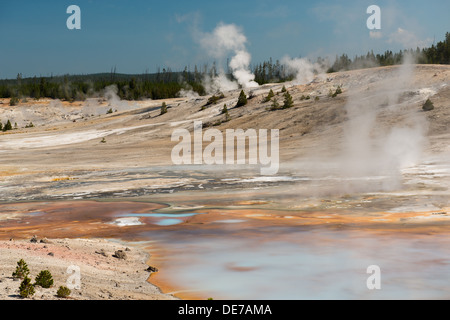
<box><xmin>198</xmin><ymin>23</ymin><xmax>259</xmax><ymax>92</ymax></box>
<box><xmin>281</xmin><ymin>56</ymin><xmax>324</xmax><ymax>85</ymax></box>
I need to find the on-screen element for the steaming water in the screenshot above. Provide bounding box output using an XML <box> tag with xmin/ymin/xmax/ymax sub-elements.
<box><xmin>143</xmin><ymin>225</ymin><xmax>450</xmax><ymax>299</ymax></box>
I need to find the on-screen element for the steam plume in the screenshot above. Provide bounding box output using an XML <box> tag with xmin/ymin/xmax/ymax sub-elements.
<box><xmin>198</xmin><ymin>23</ymin><xmax>259</xmax><ymax>92</ymax></box>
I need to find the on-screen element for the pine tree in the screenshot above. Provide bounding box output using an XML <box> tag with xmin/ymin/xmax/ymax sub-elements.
<box><xmin>19</xmin><ymin>276</ymin><xmax>35</xmax><ymax>298</ymax></box>
<box><xmin>34</xmin><ymin>270</ymin><xmax>54</xmax><ymax>288</ymax></box>
<box><xmin>270</xmin><ymin>97</ymin><xmax>280</xmax><ymax>110</ymax></box>
<box><xmin>281</xmin><ymin>86</ymin><xmax>287</xmax><ymax>93</ymax></box>
<box><xmin>160</xmin><ymin>102</ymin><xmax>168</xmax><ymax>115</ymax></box>
<box><xmin>236</xmin><ymin>90</ymin><xmax>247</xmax><ymax>107</ymax></box>
<box><xmin>283</xmin><ymin>91</ymin><xmax>294</xmax><ymax>109</ymax></box>
<box><xmin>3</xmin><ymin>120</ymin><xmax>12</xmax><ymax>131</ymax></box>
<box><xmin>221</xmin><ymin>104</ymin><xmax>228</xmax><ymax>114</ymax></box>
<box><xmin>422</xmin><ymin>99</ymin><xmax>435</xmax><ymax>111</ymax></box>
<box><xmin>264</xmin><ymin>89</ymin><xmax>275</xmax><ymax>102</ymax></box>
<box><xmin>12</xmin><ymin>259</ymin><xmax>30</xmax><ymax>279</ymax></box>
<box><xmin>56</xmin><ymin>286</ymin><xmax>71</xmax><ymax>298</ymax></box>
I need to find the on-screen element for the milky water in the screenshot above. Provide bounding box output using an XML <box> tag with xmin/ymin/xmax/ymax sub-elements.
<box><xmin>138</xmin><ymin>222</ymin><xmax>450</xmax><ymax>300</ymax></box>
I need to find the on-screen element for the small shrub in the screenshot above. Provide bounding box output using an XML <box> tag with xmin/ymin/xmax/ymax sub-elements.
<box><xmin>270</xmin><ymin>97</ymin><xmax>280</xmax><ymax>110</ymax></box>
<box><xmin>19</xmin><ymin>276</ymin><xmax>35</xmax><ymax>298</ymax></box>
<box><xmin>263</xmin><ymin>89</ymin><xmax>275</xmax><ymax>102</ymax></box>
<box><xmin>315</xmin><ymin>96</ymin><xmax>320</xmax><ymax>101</ymax></box>
<box><xmin>221</xmin><ymin>104</ymin><xmax>228</xmax><ymax>114</ymax></box>
<box><xmin>12</xmin><ymin>259</ymin><xmax>30</xmax><ymax>279</ymax></box>
<box><xmin>422</xmin><ymin>99</ymin><xmax>435</xmax><ymax>111</ymax></box>
<box><xmin>222</xmin><ymin>104</ymin><xmax>231</xmax><ymax>122</ymax></box>
<box><xmin>100</xmin><ymin>137</ymin><xmax>106</xmax><ymax>144</ymax></box>
<box><xmin>283</xmin><ymin>91</ymin><xmax>294</xmax><ymax>109</ymax></box>
<box><xmin>9</xmin><ymin>96</ymin><xmax>19</xmax><ymax>106</ymax></box>
<box><xmin>236</xmin><ymin>90</ymin><xmax>247</xmax><ymax>107</ymax></box>
<box><xmin>331</xmin><ymin>86</ymin><xmax>343</xmax><ymax>98</ymax></box>
<box><xmin>3</xmin><ymin>120</ymin><xmax>12</xmax><ymax>132</ymax></box>
<box><xmin>205</xmin><ymin>92</ymin><xmax>225</xmax><ymax>107</ymax></box>
<box><xmin>281</xmin><ymin>86</ymin><xmax>287</xmax><ymax>93</ymax></box>
<box><xmin>56</xmin><ymin>286</ymin><xmax>71</xmax><ymax>298</ymax></box>
<box><xmin>160</xmin><ymin>102</ymin><xmax>168</xmax><ymax>115</ymax></box>
<box><xmin>106</xmin><ymin>108</ymin><xmax>113</xmax><ymax>114</ymax></box>
<box><xmin>34</xmin><ymin>270</ymin><xmax>54</xmax><ymax>288</ymax></box>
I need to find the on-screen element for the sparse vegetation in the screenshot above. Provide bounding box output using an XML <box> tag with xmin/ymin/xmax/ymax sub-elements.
<box><xmin>34</xmin><ymin>270</ymin><xmax>54</xmax><ymax>288</ymax></box>
<box><xmin>205</xmin><ymin>92</ymin><xmax>225</xmax><ymax>107</ymax></box>
<box><xmin>19</xmin><ymin>276</ymin><xmax>35</xmax><ymax>298</ymax></box>
<box><xmin>282</xmin><ymin>91</ymin><xmax>294</xmax><ymax>109</ymax></box>
<box><xmin>236</xmin><ymin>90</ymin><xmax>248</xmax><ymax>107</ymax></box>
<box><xmin>56</xmin><ymin>286</ymin><xmax>71</xmax><ymax>298</ymax></box>
<box><xmin>12</xmin><ymin>259</ymin><xmax>30</xmax><ymax>279</ymax></box>
<box><xmin>25</xmin><ymin>122</ymin><xmax>34</xmax><ymax>128</ymax></box>
<box><xmin>221</xmin><ymin>104</ymin><xmax>228</xmax><ymax>114</ymax></box>
<box><xmin>106</xmin><ymin>108</ymin><xmax>113</xmax><ymax>114</ymax></box>
<box><xmin>263</xmin><ymin>89</ymin><xmax>275</xmax><ymax>102</ymax></box>
<box><xmin>422</xmin><ymin>99</ymin><xmax>435</xmax><ymax>111</ymax></box>
<box><xmin>160</xmin><ymin>102</ymin><xmax>168</xmax><ymax>115</ymax></box>
<box><xmin>100</xmin><ymin>137</ymin><xmax>106</xmax><ymax>143</ymax></box>
<box><xmin>330</xmin><ymin>86</ymin><xmax>343</xmax><ymax>98</ymax></box>
<box><xmin>9</xmin><ymin>96</ymin><xmax>19</xmax><ymax>106</ymax></box>
<box><xmin>281</xmin><ymin>86</ymin><xmax>287</xmax><ymax>93</ymax></box>
<box><xmin>3</xmin><ymin>120</ymin><xmax>12</xmax><ymax>132</ymax></box>
<box><xmin>269</xmin><ymin>97</ymin><xmax>280</xmax><ymax>110</ymax></box>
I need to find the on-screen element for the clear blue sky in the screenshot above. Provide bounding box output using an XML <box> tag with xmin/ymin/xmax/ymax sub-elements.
<box><xmin>0</xmin><ymin>0</ymin><xmax>449</xmax><ymax>79</ymax></box>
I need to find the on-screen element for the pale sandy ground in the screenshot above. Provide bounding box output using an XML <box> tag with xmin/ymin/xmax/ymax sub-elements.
<box><xmin>0</xmin><ymin>237</ymin><xmax>176</xmax><ymax>300</ymax></box>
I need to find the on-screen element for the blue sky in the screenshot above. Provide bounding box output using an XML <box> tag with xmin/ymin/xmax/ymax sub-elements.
<box><xmin>0</xmin><ymin>0</ymin><xmax>449</xmax><ymax>79</ymax></box>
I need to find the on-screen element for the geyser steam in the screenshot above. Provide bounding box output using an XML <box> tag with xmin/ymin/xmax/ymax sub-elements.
<box><xmin>198</xmin><ymin>23</ymin><xmax>259</xmax><ymax>92</ymax></box>
<box><xmin>281</xmin><ymin>56</ymin><xmax>324</xmax><ymax>85</ymax></box>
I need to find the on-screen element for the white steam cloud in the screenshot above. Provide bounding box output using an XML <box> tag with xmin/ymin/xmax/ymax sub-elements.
<box><xmin>338</xmin><ymin>53</ymin><xmax>427</xmax><ymax>191</ymax></box>
<box><xmin>198</xmin><ymin>23</ymin><xmax>259</xmax><ymax>92</ymax></box>
<box><xmin>281</xmin><ymin>56</ymin><xmax>324</xmax><ymax>85</ymax></box>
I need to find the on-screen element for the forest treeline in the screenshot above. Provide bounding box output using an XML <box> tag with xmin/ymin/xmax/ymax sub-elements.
<box><xmin>1</xmin><ymin>32</ymin><xmax>449</xmax><ymax>102</ymax></box>
<box><xmin>327</xmin><ymin>32</ymin><xmax>450</xmax><ymax>72</ymax></box>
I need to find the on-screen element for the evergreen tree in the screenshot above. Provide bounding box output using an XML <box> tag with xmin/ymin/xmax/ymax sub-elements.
<box><xmin>12</xmin><ymin>259</ymin><xmax>30</xmax><ymax>279</ymax></box>
<box><xmin>34</xmin><ymin>270</ymin><xmax>54</xmax><ymax>288</ymax></box>
<box><xmin>19</xmin><ymin>276</ymin><xmax>35</xmax><ymax>298</ymax></box>
<box><xmin>160</xmin><ymin>102</ymin><xmax>168</xmax><ymax>115</ymax></box>
<box><xmin>283</xmin><ymin>91</ymin><xmax>294</xmax><ymax>109</ymax></box>
<box><xmin>221</xmin><ymin>104</ymin><xmax>228</xmax><ymax>114</ymax></box>
<box><xmin>236</xmin><ymin>90</ymin><xmax>247</xmax><ymax>107</ymax></box>
<box><xmin>264</xmin><ymin>89</ymin><xmax>275</xmax><ymax>102</ymax></box>
<box><xmin>270</xmin><ymin>97</ymin><xmax>280</xmax><ymax>110</ymax></box>
<box><xmin>3</xmin><ymin>120</ymin><xmax>12</xmax><ymax>131</ymax></box>
<box><xmin>422</xmin><ymin>99</ymin><xmax>435</xmax><ymax>111</ymax></box>
<box><xmin>57</xmin><ymin>286</ymin><xmax>71</xmax><ymax>298</ymax></box>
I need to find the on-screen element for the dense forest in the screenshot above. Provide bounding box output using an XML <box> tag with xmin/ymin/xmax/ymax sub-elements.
<box><xmin>1</xmin><ymin>32</ymin><xmax>449</xmax><ymax>103</ymax></box>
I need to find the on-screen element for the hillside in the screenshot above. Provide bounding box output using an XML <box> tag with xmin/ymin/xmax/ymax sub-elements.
<box><xmin>0</xmin><ymin>64</ymin><xmax>449</xmax><ymax>202</ymax></box>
